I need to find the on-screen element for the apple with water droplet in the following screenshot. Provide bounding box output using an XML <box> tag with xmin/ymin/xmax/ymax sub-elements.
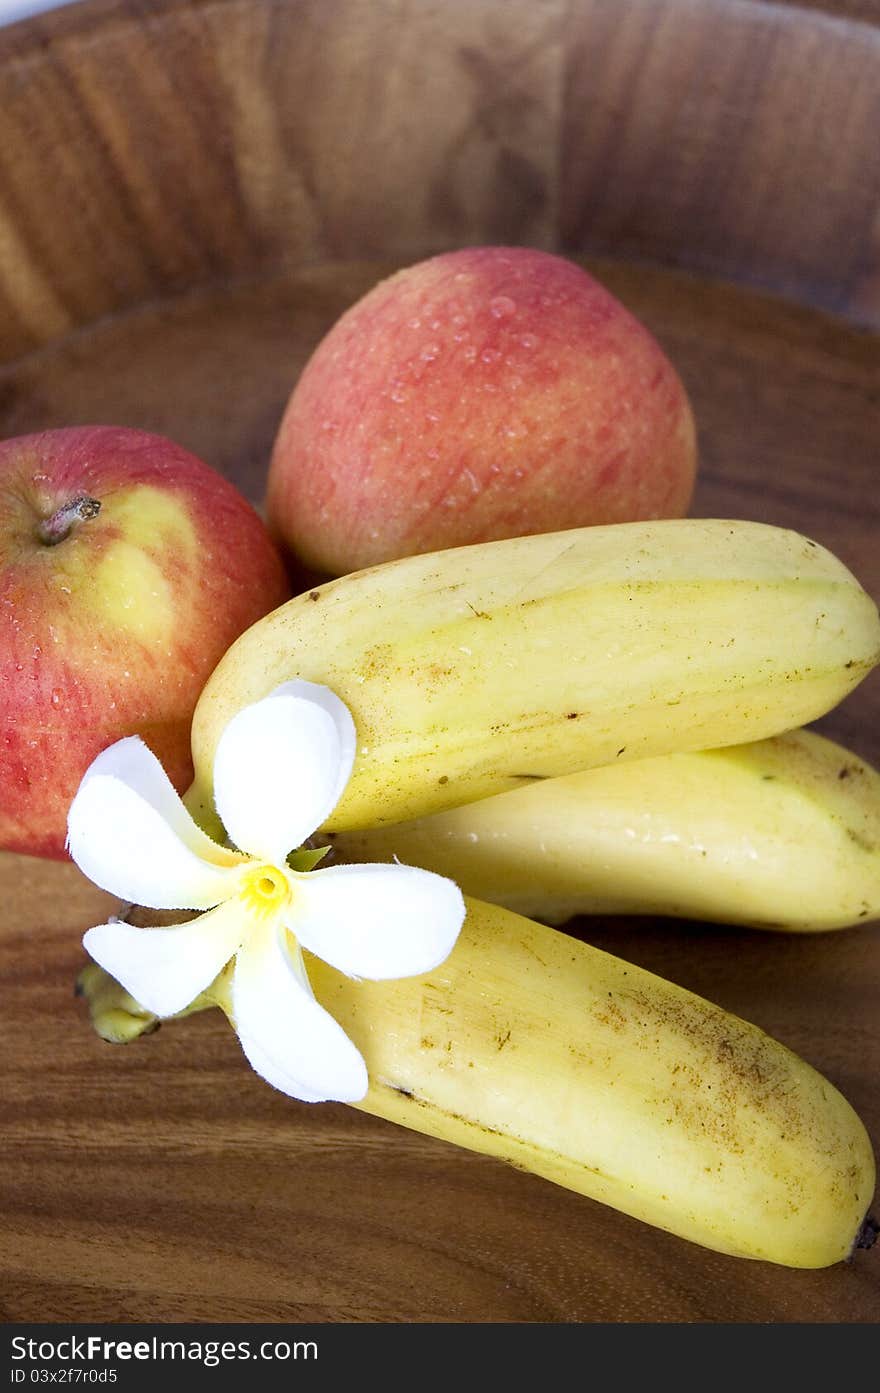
<box><xmin>267</xmin><ymin>246</ymin><xmax>697</xmax><ymax>576</ymax></box>
<box><xmin>0</xmin><ymin>426</ymin><xmax>290</xmax><ymax>859</ymax></box>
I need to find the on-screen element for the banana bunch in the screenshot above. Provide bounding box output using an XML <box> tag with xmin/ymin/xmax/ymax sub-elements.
<box><xmin>87</xmin><ymin>518</ymin><xmax>880</xmax><ymax>1267</ymax></box>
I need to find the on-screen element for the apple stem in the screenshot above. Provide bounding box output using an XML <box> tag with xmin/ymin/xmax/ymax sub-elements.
<box><xmin>37</xmin><ymin>495</ymin><xmax>102</xmax><ymax>545</ymax></box>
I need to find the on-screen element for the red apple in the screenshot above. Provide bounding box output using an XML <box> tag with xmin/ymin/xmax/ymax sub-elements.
<box><xmin>0</xmin><ymin>426</ymin><xmax>290</xmax><ymax>860</ymax></box>
<box><xmin>267</xmin><ymin>246</ymin><xmax>697</xmax><ymax>576</ymax></box>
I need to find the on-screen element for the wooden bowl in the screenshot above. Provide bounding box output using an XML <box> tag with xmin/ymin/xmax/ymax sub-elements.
<box><xmin>1</xmin><ymin>0</ymin><xmax>878</xmax><ymax>1323</ymax></box>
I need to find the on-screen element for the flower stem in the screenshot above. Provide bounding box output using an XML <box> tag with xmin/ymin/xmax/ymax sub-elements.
<box><xmin>37</xmin><ymin>495</ymin><xmax>101</xmax><ymax>545</ymax></box>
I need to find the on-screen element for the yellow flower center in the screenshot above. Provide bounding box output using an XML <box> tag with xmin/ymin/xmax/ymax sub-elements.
<box><xmin>239</xmin><ymin>862</ymin><xmax>291</xmax><ymax>922</ymax></box>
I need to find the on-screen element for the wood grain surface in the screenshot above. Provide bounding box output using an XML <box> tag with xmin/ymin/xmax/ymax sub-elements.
<box><xmin>0</xmin><ymin>0</ymin><xmax>878</xmax><ymax>1324</ymax></box>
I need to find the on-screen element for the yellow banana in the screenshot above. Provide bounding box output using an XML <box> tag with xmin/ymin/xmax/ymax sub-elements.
<box><xmin>186</xmin><ymin>520</ymin><xmax>880</xmax><ymax>838</ymax></box>
<box><xmin>79</xmin><ymin>894</ymin><xmax>876</xmax><ymax>1268</ymax></box>
<box><xmin>328</xmin><ymin>728</ymin><xmax>880</xmax><ymax>932</ymax></box>
<box><xmin>80</xmin><ymin>517</ymin><xmax>880</xmax><ymax>1269</ymax></box>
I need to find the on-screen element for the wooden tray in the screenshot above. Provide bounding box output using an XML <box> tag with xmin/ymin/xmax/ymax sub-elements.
<box><xmin>1</xmin><ymin>0</ymin><xmax>878</xmax><ymax>1323</ymax></box>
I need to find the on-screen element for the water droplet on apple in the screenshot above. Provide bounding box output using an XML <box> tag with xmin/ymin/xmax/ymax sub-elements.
<box><xmin>408</xmin><ymin>318</ymin><xmax>422</xmax><ymax>329</ymax></box>
<box><xmin>489</xmin><ymin>295</ymin><xmax>516</xmax><ymax>319</ymax></box>
<box><xmin>480</xmin><ymin>348</ymin><xmax>501</xmax><ymax>365</ymax></box>
<box><xmin>519</xmin><ymin>333</ymin><xmax>538</xmax><ymax>349</ymax></box>
<box><xmin>420</xmin><ymin>344</ymin><xmax>441</xmax><ymax>363</ymax></box>
<box><xmin>429</xmin><ymin>319</ymin><xmax>443</xmax><ymax>331</ymax></box>
<box><xmin>390</xmin><ymin>389</ymin><xmax>407</xmax><ymax>404</ymax></box>
<box><xmin>51</xmin><ymin>688</ymin><xmax>63</xmax><ymax>707</ymax></box>
<box><xmin>462</xmin><ymin>468</ymin><xmax>481</xmax><ymax>494</ymax></box>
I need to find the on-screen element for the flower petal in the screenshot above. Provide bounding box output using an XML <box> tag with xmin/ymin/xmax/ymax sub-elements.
<box><xmin>232</xmin><ymin>921</ymin><xmax>368</xmax><ymax>1103</ymax></box>
<box><xmin>67</xmin><ymin>737</ymin><xmax>245</xmax><ymax>910</ymax></box>
<box><xmin>83</xmin><ymin>898</ymin><xmax>247</xmax><ymax>1017</ymax></box>
<box><xmin>290</xmin><ymin>863</ymin><xmax>466</xmax><ymax>980</ymax></box>
<box><xmin>212</xmin><ymin>681</ymin><xmax>357</xmax><ymax>863</ymax></box>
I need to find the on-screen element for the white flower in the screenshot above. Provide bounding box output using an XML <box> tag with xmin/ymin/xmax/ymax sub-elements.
<box><xmin>68</xmin><ymin>680</ymin><xmax>465</xmax><ymax>1104</ymax></box>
